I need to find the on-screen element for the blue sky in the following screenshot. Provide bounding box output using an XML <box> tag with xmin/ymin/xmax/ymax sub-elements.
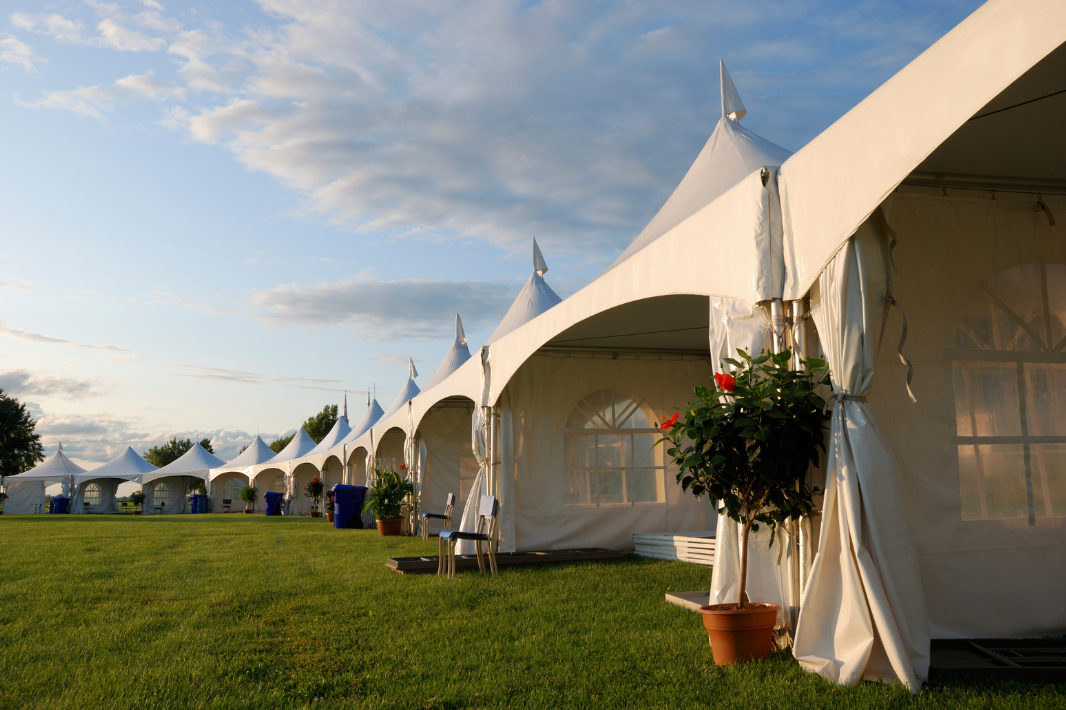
<box><xmin>0</xmin><ymin>0</ymin><xmax>983</xmax><ymax>466</ymax></box>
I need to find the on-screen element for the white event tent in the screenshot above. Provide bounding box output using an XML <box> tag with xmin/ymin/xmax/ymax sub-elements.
<box><xmin>208</xmin><ymin>435</ymin><xmax>276</xmax><ymax>512</ymax></box>
<box><xmin>249</xmin><ymin>428</ymin><xmax>316</xmax><ymax>515</ymax></box>
<box><xmin>1</xmin><ymin>443</ymin><xmax>84</xmax><ymax>514</ymax></box>
<box><xmin>70</xmin><ymin>446</ymin><xmax>157</xmax><ymax>514</ymax></box>
<box><xmin>137</xmin><ymin>442</ymin><xmax>225</xmax><ymax>515</ymax></box>
<box><xmin>329</xmin><ymin>395</ymin><xmax>385</xmax><ymax>487</ymax></box>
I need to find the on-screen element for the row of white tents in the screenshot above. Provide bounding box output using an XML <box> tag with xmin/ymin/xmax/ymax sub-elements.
<box><xmin>4</xmin><ymin>0</ymin><xmax>1065</xmax><ymax>689</ymax></box>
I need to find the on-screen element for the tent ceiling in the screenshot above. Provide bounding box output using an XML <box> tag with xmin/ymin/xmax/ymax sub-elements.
<box><xmin>544</xmin><ymin>295</ymin><xmax>709</xmax><ymax>353</ymax></box>
<box><xmin>915</xmin><ymin>41</ymin><xmax>1066</xmax><ymax>181</ymax></box>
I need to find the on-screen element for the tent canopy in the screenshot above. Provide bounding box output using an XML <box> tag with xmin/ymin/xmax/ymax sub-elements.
<box><xmin>262</xmin><ymin>428</ymin><xmax>316</xmax><ymax>466</ymax></box>
<box><xmin>139</xmin><ymin>442</ymin><xmax>225</xmax><ymax>484</ymax></box>
<box><xmin>304</xmin><ymin>415</ymin><xmax>352</xmax><ymax>458</ymax></box>
<box><xmin>424</xmin><ymin>314</ymin><xmax>472</xmax><ymax>391</ymax></box>
<box><xmin>484</xmin><ymin>238</ymin><xmax>562</xmax><ymax>345</ymax></box>
<box><xmin>333</xmin><ymin>397</ymin><xmax>385</xmax><ymax>452</ymax></box>
<box><xmin>380</xmin><ymin>359</ymin><xmax>420</xmax><ymax>422</ymax></box>
<box><xmin>209</xmin><ymin>435</ymin><xmax>276</xmax><ymax>481</ymax></box>
<box><xmin>75</xmin><ymin>446</ymin><xmax>156</xmax><ymax>484</ymax></box>
<box><xmin>4</xmin><ymin>443</ymin><xmax>86</xmax><ymax>483</ymax></box>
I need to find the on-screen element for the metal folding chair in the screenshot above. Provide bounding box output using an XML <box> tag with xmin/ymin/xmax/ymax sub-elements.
<box><xmin>222</xmin><ymin>498</ymin><xmax>231</xmax><ymax>513</ymax></box>
<box><xmin>420</xmin><ymin>492</ymin><xmax>455</xmax><ymax>540</ymax></box>
<box><xmin>438</xmin><ymin>495</ymin><xmax>498</xmax><ymax>579</ymax></box>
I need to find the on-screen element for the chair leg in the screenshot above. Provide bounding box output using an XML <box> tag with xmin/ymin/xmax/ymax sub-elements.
<box><xmin>437</xmin><ymin>536</ymin><xmax>445</xmax><ymax>576</ymax></box>
<box><xmin>475</xmin><ymin>539</ymin><xmax>485</xmax><ymax>573</ymax></box>
<box><xmin>489</xmin><ymin>542</ymin><xmax>498</xmax><ymax>578</ymax></box>
<box><xmin>448</xmin><ymin>538</ymin><xmax>456</xmax><ymax>579</ymax></box>
<box><xmin>422</xmin><ymin>518</ymin><xmax>428</xmax><ymax>541</ymax></box>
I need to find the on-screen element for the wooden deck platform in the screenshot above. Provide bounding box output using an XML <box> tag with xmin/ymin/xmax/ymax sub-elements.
<box><xmin>387</xmin><ymin>547</ymin><xmax>624</xmax><ymax>575</ymax></box>
<box><xmin>632</xmin><ymin>530</ymin><xmax>716</xmax><ymax>565</ymax></box>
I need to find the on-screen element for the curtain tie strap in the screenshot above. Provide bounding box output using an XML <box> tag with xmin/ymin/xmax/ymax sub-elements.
<box><xmin>824</xmin><ymin>393</ymin><xmax>868</xmax><ymax>412</ymax></box>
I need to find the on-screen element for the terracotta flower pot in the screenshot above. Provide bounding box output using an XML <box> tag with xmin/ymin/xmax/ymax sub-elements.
<box><xmin>376</xmin><ymin>517</ymin><xmax>403</xmax><ymax>536</ymax></box>
<box><xmin>699</xmin><ymin>603</ymin><xmax>779</xmax><ymax>665</ymax></box>
<box><xmin>244</xmin><ymin>509</ymin><xmax>253</xmax><ymax>515</ymax></box>
<box><xmin>326</xmin><ymin>513</ymin><xmax>335</xmax><ymax>522</ymax></box>
<box><xmin>310</xmin><ymin>511</ymin><xmax>322</xmax><ymax>518</ymax></box>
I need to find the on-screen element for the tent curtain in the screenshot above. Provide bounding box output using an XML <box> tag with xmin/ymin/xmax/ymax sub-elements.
<box><xmin>2</xmin><ymin>480</ymin><xmax>46</xmax><ymax>514</ymax></box>
<box><xmin>706</xmin><ymin>297</ymin><xmax>796</xmax><ymax>634</ymax></box>
<box><xmin>458</xmin><ymin>347</ymin><xmax>492</xmax><ymax>554</ymax></box>
<box><xmin>792</xmin><ymin>217</ymin><xmax>929</xmax><ymax>691</ymax></box>
<box><xmin>71</xmin><ymin>478</ymin><xmax>121</xmax><ymax>514</ymax></box>
<box><xmin>141</xmin><ymin>476</ymin><xmax>191</xmax><ymax>515</ymax></box>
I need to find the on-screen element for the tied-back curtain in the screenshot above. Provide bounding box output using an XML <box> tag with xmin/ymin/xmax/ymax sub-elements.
<box><xmin>792</xmin><ymin>216</ymin><xmax>929</xmax><ymax>691</ymax></box>
<box><xmin>458</xmin><ymin>347</ymin><xmax>491</xmax><ymax>554</ymax></box>
<box><xmin>707</xmin><ymin>297</ymin><xmax>793</xmax><ymax>633</ymax></box>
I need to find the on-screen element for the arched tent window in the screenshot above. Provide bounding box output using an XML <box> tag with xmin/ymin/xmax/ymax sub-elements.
<box><xmin>85</xmin><ymin>482</ymin><xmax>101</xmax><ymax>507</ymax></box>
<box><xmin>153</xmin><ymin>481</ymin><xmax>172</xmax><ymax>506</ymax></box>
<box><xmin>563</xmin><ymin>388</ymin><xmax>667</xmax><ymax>506</ymax></box>
<box><xmin>269</xmin><ymin>475</ymin><xmax>285</xmax><ymax>494</ymax></box>
<box><xmin>223</xmin><ymin>478</ymin><xmax>242</xmax><ymax>502</ymax></box>
<box><xmin>951</xmin><ymin>262</ymin><xmax>1066</xmax><ymax>525</ymax></box>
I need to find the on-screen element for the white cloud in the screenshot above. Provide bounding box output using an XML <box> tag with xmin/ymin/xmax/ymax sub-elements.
<box><xmin>10</xmin><ymin>12</ymin><xmax>84</xmax><ymax>44</ymax></box>
<box><xmin>0</xmin><ymin>320</ymin><xmax>137</xmax><ymax>358</ymax></box>
<box><xmin>175</xmin><ymin>364</ymin><xmax>360</xmax><ymax>394</ymax></box>
<box><xmin>0</xmin><ymin>36</ymin><xmax>44</xmax><ymax>71</ymax></box>
<box><xmin>0</xmin><ymin>278</ymin><xmax>34</xmax><ymax>292</ymax></box>
<box><xmin>15</xmin><ymin>84</ymin><xmax>116</xmax><ymax>119</ymax></box>
<box><xmin>249</xmin><ymin>276</ymin><xmax>518</xmax><ymax>340</ymax></box>
<box><xmin>114</xmin><ymin>70</ymin><xmax>186</xmax><ymax>100</ymax></box>
<box><xmin>370</xmin><ymin>352</ymin><xmax>421</xmax><ymax>367</ymax></box>
<box><xmin>0</xmin><ymin>368</ymin><xmax>101</xmax><ymax>400</ymax></box>
<box><xmin>96</xmin><ymin>18</ymin><xmax>164</xmax><ymax>52</ymax></box>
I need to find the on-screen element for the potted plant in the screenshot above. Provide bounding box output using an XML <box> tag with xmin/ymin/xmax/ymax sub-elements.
<box><xmin>325</xmin><ymin>490</ymin><xmax>335</xmax><ymax>523</ymax></box>
<box><xmin>239</xmin><ymin>485</ymin><xmax>258</xmax><ymax>514</ymax></box>
<box><xmin>304</xmin><ymin>477</ymin><xmax>324</xmax><ymax>517</ymax></box>
<box><xmin>662</xmin><ymin>349</ymin><xmax>829</xmax><ymax>665</ymax></box>
<box><xmin>128</xmin><ymin>490</ymin><xmax>145</xmax><ymax>515</ymax></box>
<box><xmin>363</xmin><ymin>467</ymin><xmax>414</xmax><ymax>536</ymax></box>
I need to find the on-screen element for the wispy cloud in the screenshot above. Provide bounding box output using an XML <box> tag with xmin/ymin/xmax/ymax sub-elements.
<box><xmin>0</xmin><ymin>36</ymin><xmax>44</xmax><ymax>71</ymax></box>
<box><xmin>0</xmin><ymin>368</ymin><xmax>101</xmax><ymax>400</ymax></box>
<box><xmin>145</xmin><ymin>290</ymin><xmax>230</xmax><ymax>316</ymax></box>
<box><xmin>0</xmin><ymin>321</ymin><xmax>137</xmax><ymax>358</ymax></box>
<box><xmin>174</xmin><ymin>363</ymin><xmax>362</xmax><ymax>394</ymax></box>
<box><xmin>11</xmin><ymin>10</ymin><xmax>168</xmax><ymax>52</ymax></box>
<box><xmin>0</xmin><ymin>278</ymin><xmax>34</xmax><ymax>292</ymax></box>
<box><xmin>249</xmin><ymin>276</ymin><xmax>517</xmax><ymax>340</ymax></box>
<box><xmin>10</xmin><ymin>12</ymin><xmax>84</xmax><ymax>45</ymax></box>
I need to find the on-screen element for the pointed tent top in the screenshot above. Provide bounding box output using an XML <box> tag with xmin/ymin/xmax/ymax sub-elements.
<box><xmin>533</xmin><ymin>237</ymin><xmax>548</xmax><ymax>276</ymax></box>
<box><xmin>341</xmin><ymin>392</ymin><xmax>348</xmax><ymax>424</ymax></box>
<box><xmin>381</xmin><ymin>369</ymin><xmax>421</xmax><ymax>422</ymax></box>
<box><xmin>267</xmin><ymin>428</ymin><xmax>318</xmax><ymax>464</ymax></box>
<box><xmin>154</xmin><ymin>441</ymin><xmax>226</xmax><ymax>476</ymax></box>
<box><xmin>425</xmin><ymin>313</ymin><xmax>473</xmax><ymax>391</ymax></box>
<box><xmin>336</xmin><ymin>397</ymin><xmax>385</xmax><ymax>449</ymax></box>
<box><xmin>7</xmin><ymin>444</ymin><xmax>87</xmax><ymax>481</ymax></box>
<box><xmin>409</xmin><ymin>358</ymin><xmax>418</xmax><ymax>379</ymax></box>
<box><xmin>79</xmin><ymin>446</ymin><xmax>157</xmax><ymax>482</ymax></box>
<box><xmin>456</xmin><ymin>313</ymin><xmax>466</xmax><ymax>345</ymax></box>
<box><xmin>220</xmin><ymin>435</ymin><xmax>275</xmax><ymax>468</ymax></box>
<box><xmin>720</xmin><ymin>60</ymin><xmax>746</xmax><ymax>122</ymax></box>
<box><xmin>58</xmin><ymin>442</ymin><xmax>64</xmax><ymax>452</ymax></box>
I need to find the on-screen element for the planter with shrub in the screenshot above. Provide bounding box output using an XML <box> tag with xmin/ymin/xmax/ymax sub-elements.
<box><xmin>662</xmin><ymin>349</ymin><xmax>829</xmax><ymax>665</ymax></box>
<box><xmin>304</xmin><ymin>477</ymin><xmax>324</xmax><ymax>517</ymax></box>
<box><xmin>239</xmin><ymin>485</ymin><xmax>258</xmax><ymax>514</ymax></box>
<box><xmin>363</xmin><ymin>468</ymin><xmax>414</xmax><ymax>536</ymax></box>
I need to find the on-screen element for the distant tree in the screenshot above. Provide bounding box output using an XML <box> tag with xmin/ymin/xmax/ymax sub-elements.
<box><xmin>269</xmin><ymin>433</ymin><xmax>295</xmax><ymax>454</ymax></box>
<box><xmin>0</xmin><ymin>388</ymin><xmax>44</xmax><ymax>478</ymax></box>
<box><xmin>143</xmin><ymin>437</ymin><xmax>215</xmax><ymax>468</ymax></box>
<box><xmin>303</xmin><ymin>405</ymin><xmax>338</xmax><ymax>444</ymax></box>
<box><xmin>238</xmin><ymin>444</ymin><xmax>248</xmax><ymax>455</ymax></box>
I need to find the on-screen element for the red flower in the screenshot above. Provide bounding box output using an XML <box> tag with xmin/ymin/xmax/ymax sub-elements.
<box><xmin>715</xmin><ymin>373</ymin><xmax>736</xmax><ymax>392</ymax></box>
<box><xmin>661</xmin><ymin>411</ymin><xmax>680</xmax><ymax>431</ymax></box>
<box><xmin>399</xmin><ymin>463</ymin><xmax>407</xmax><ymax>471</ymax></box>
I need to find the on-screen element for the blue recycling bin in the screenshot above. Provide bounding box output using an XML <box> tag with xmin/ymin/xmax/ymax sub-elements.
<box><xmin>332</xmin><ymin>485</ymin><xmax>367</xmax><ymax>529</ymax></box>
<box><xmin>189</xmin><ymin>494</ymin><xmax>209</xmax><ymax>514</ymax></box>
<box><xmin>264</xmin><ymin>491</ymin><xmax>284</xmax><ymax>517</ymax></box>
<box><xmin>50</xmin><ymin>496</ymin><xmax>71</xmax><ymax>514</ymax></box>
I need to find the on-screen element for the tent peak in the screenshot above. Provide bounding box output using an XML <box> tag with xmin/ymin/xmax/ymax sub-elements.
<box><xmin>533</xmin><ymin>237</ymin><xmax>548</xmax><ymax>276</ymax></box>
<box><xmin>409</xmin><ymin>358</ymin><xmax>418</xmax><ymax>379</ymax></box>
<box><xmin>720</xmin><ymin>59</ymin><xmax>747</xmax><ymax>122</ymax></box>
<box><xmin>456</xmin><ymin>313</ymin><xmax>467</xmax><ymax>345</ymax></box>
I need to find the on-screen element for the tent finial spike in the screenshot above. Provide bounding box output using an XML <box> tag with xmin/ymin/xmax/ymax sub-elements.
<box><xmin>456</xmin><ymin>313</ymin><xmax>466</xmax><ymax>345</ymax></box>
<box><xmin>409</xmin><ymin>358</ymin><xmax>418</xmax><ymax>380</ymax></box>
<box><xmin>533</xmin><ymin>237</ymin><xmax>548</xmax><ymax>276</ymax></box>
<box><xmin>719</xmin><ymin>59</ymin><xmax>747</xmax><ymax>122</ymax></box>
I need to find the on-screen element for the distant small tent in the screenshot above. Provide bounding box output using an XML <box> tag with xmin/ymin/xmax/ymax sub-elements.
<box><xmin>2</xmin><ymin>443</ymin><xmax>85</xmax><ymax>514</ymax></box>
<box><xmin>136</xmin><ymin>442</ymin><xmax>225</xmax><ymax>515</ymax></box>
<box><xmin>208</xmin><ymin>436</ymin><xmax>276</xmax><ymax>512</ymax></box>
<box><xmin>71</xmin><ymin>446</ymin><xmax>157</xmax><ymax>514</ymax></box>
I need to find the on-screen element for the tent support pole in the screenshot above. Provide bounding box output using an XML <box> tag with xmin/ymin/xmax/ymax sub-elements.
<box><xmin>770</xmin><ymin>298</ymin><xmax>785</xmax><ymax>354</ymax></box>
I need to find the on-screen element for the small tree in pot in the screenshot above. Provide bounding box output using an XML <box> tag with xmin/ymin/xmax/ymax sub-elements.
<box><xmin>239</xmin><ymin>485</ymin><xmax>258</xmax><ymax>514</ymax></box>
<box><xmin>662</xmin><ymin>349</ymin><xmax>829</xmax><ymax>665</ymax></box>
<box><xmin>128</xmin><ymin>490</ymin><xmax>146</xmax><ymax>515</ymax></box>
<box><xmin>304</xmin><ymin>477</ymin><xmax>324</xmax><ymax>517</ymax></box>
<box><xmin>363</xmin><ymin>467</ymin><xmax>414</xmax><ymax>536</ymax></box>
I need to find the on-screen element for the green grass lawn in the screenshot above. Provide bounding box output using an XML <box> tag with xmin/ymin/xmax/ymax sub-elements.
<box><xmin>0</xmin><ymin>516</ymin><xmax>1061</xmax><ymax>709</ymax></box>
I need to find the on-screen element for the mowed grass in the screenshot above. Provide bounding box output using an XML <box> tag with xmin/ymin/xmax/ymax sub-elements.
<box><xmin>0</xmin><ymin>516</ymin><xmax>1062</xmax><ymax>710</ymax></box>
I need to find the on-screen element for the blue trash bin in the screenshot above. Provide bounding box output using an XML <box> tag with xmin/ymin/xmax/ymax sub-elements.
<box><xmin>332</xmin><ymin>485</ymin><xmax>367</xmax><ymax>529</ymax></box>
<box><xmin>50</xmin><ymin>496</ymin><xmax>71</xmax><ymax>514</ymax></box>
<box><xmin>189</xmin><ymin>494</ymin><xmax>208</xmax><ymax>514</ymax></box>
<box><xmin>264</xmin><ymin>491</ymin><xmax>284</xmax><ymax>517</ymax></box>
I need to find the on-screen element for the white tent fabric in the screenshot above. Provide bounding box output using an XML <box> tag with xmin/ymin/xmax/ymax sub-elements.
<box><xmin>248</xmin><ymin>429</ymin><xmax>317</xmax><ymax>513</ymax></box>
<box><xmin>424</xmin><ymin>315</ymin><xmax>472</xmax><ymax>391</ymax></box>
<box><xmin>606</xmin><ymin>62</ymin><xmax>791</xmax><ymax>272</ymax></box>
<box><xmin>139</xmin><ymin>442</ymin><xmax>225</xmax><ymax>485</ymax></box>
<box><xmin>456</xmin><ymin>348</ymin><xmax>491</xmax><ymax>554</ymax></box>
<box><xmin>134</xmin><ymin>442</ymin><xmax>225</xmax><ymax>515</ymax></box>
<box><xmin>256</xmin><ymin>429</ymin><xmax>316</xmax><ymax>470</ymax></box>
<box><xmin>778</xmin><ymin>0</ymin><xmax>1066</xmax><ymax>302</ymax></box>
<box><xmin>793</xmin><ymin>221</ymin><xmax>929</xmax><ymax>690</ymax></box>
<box><xmin>2</xmin><ymin>444</ymin><xmax>86</xmax><ymax>514</ymax></box>
<box><xmin>211</xmin><ymin>436</ymin><xmax>275</xmax><ymax>480</ymax></box>
<box><xmin>208</xmin><ymin>436</ymin><xmax>276</xmax><ymax>511</ymax></box>
<box><xmin>69</xmin><ymin>446</ymin><xmax>156</xmax><ymax>514</ymax></box>
<box><xmin>304</xmin><ymin>417</ymin><xmax>352</xmax><ymax>458</ymax></box>
<box><xmin>380</xmin><ymin>360</ymin><xmax>420</xmax><ymax>422</ymax></box>
<box><xmin>333</xmin><ymin>397</ymin><xmax>385</xmax><ymax>453</ymax></box>
<box><xmin>485</xmin><ymin>239</ymin><xmax>562</xmax><ymax>345</ymax></box>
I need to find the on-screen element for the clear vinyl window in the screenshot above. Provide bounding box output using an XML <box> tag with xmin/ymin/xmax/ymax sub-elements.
<box><xmin>269</xmin><ymin>476</ymin><xmax>286</xmax><ymax>494</ymax></box>
<box><xmin>84</xmin><ymin>482</ymin><xmax>101</xmax><ymax>507</ymax></box>
<box><xmin>951</xmin><ymin>262</ymin><xmax>1066</xmax><ymax>524</ymax></box>
<box><xmin>223</xmin><ymin>478</ymin><xmax>242</xmax><ymax>502</ymax></box>
<box><xmin>563</xmin><ymin>388</ymin><xmax>667</xmax><ymax>506</ymax></box>
<box><xmin>153</xmin><ymin>481</ymin><xmax>172</xmax><ymax>506</ymax></box>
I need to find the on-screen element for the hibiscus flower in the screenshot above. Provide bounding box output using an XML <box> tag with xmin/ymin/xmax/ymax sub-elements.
<box><xmin>661</xmin><ymin>411</ymin><xmax>681</xmax><ymax>431</ymax></box>
<box><xmin>715</xmin><ymin>373</ymin><xmax>736</xmax><ymax>392</ymax></box>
